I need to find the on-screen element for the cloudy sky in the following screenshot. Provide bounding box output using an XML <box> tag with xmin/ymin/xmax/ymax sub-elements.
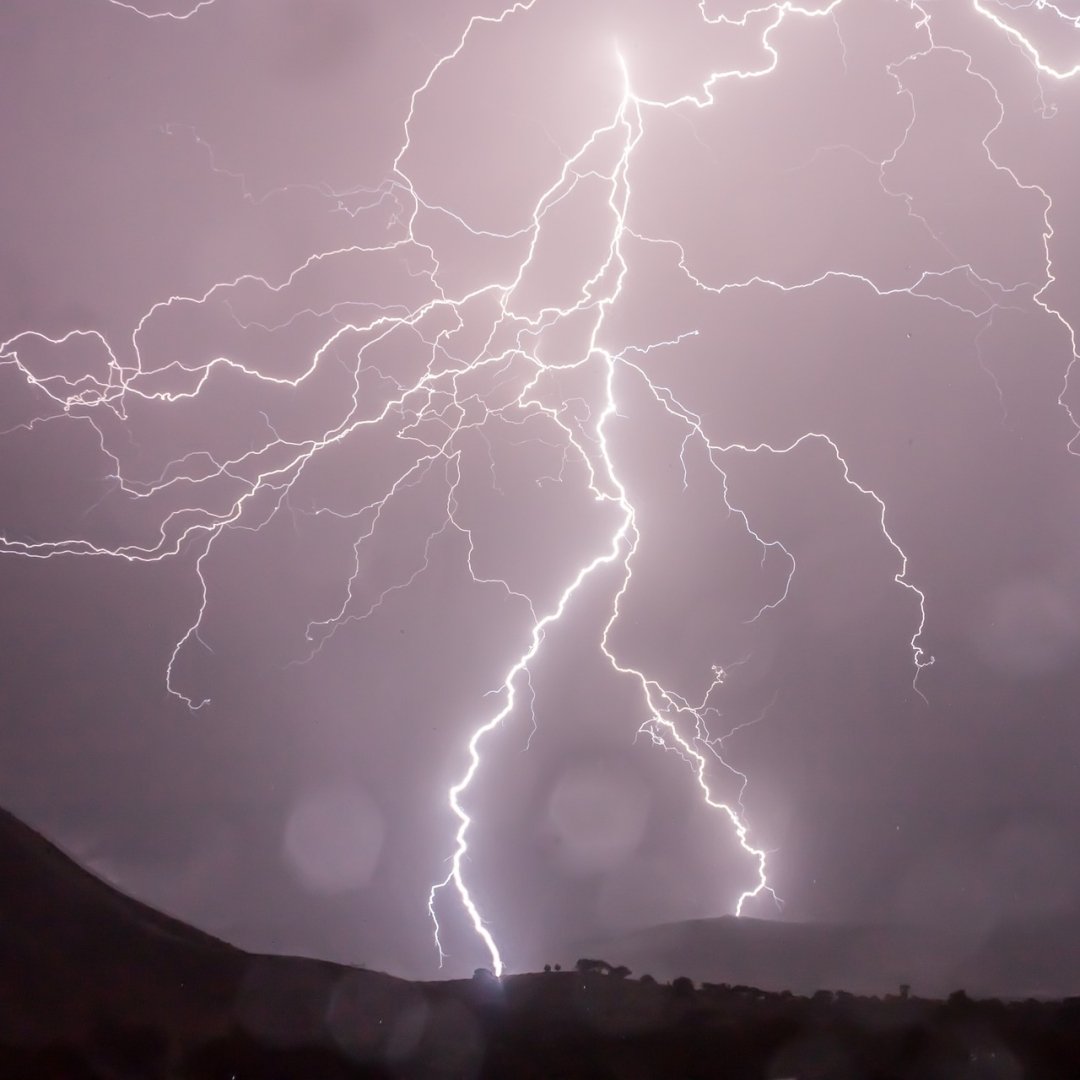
<box><xmin>2</xmin><ymin>0</ymin><xmax>1080</xmax><ymax>980</ymax></box>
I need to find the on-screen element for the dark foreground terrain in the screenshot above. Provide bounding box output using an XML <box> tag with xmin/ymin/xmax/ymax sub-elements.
<box><xmin>3</xmin><ymin>806</ymin><xmax>1080</xmax><ymax>1078</ymax></box>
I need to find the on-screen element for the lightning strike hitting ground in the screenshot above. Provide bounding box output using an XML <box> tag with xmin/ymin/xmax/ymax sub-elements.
<box><xmin>2</xmin><ymin>0</ymin><xmax>1078</xmax><ymax>977</ymax></box>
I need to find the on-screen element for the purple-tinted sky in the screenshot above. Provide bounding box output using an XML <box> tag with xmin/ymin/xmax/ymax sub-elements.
<box><xmin>2</xmin><ymin>0</ymin><xmax>1080</xmax><ymax>980</ymax></box>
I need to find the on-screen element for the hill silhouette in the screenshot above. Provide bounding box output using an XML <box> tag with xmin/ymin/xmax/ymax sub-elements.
<box><xmin>0</xmin><ymin>803</ymin><xmax>245</xmax><ymax>1042</ymax></box>
<box><xmin>571</xmin><ymin>910</ymin><xmax>1080</xmax><ymax>1000</ymax></box>
<box><xmin>0</xmin><ymin>805</ymin><xmax>417</xmax><ymax>1071</ymax></box>
<box><xmin>4</xmin><ymin>805</ymin><xmax>1080</xmax><ymax>1077</ymax></box>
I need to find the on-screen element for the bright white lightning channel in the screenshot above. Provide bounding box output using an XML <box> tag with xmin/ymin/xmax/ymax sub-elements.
<box><xmin>2</xmin><ymin>0</ymin><xmax>1079</xmax><ymax>979</ymax></box>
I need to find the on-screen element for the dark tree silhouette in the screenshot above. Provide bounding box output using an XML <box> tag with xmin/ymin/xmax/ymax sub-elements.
<box><xmin>575</xmin><ymin>958</ymin><xmax>609</xmax><ymax>975</ymax></box>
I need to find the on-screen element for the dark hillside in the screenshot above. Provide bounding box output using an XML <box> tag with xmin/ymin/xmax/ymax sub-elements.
<box><xmin>0</xmin><ymin>806</ymin><xmax>407</xmax><ymax>1057</ymax></box>
<box><xmin>3</xmin><ymin>806</ymin><xmax>1080</xmax><ymax>1077</ymax></box>
<box><xmin>0</xmin><ymin>804</ymin><xmax>245</xmax><ymax>1042</ymax></box>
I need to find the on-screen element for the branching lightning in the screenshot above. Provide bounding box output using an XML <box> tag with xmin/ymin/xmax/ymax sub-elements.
<box><xmin>3</xmin><ymin>0</ymin><xmax>1078</xmax><ymax>977</ymax></box>
<box><xmin>106</xmin><ymin>0</ymin><xmax>218</xmax><ymax>20</ymax></box>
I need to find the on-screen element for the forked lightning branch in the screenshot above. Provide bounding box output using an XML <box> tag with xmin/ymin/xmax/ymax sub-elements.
<box><xmin>2</xmin><ymin>0</ymin><xmax>1077</xmax><ymax>977</ymax></box>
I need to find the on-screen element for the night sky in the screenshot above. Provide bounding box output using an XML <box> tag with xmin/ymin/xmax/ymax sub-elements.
<box><xmin>2</xmin><ymin>0</ymin><xmax>1080</xmax><ymax>982</ymax></box>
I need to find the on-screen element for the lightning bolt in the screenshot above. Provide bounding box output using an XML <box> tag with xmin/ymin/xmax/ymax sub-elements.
<box><xmin>3</xmin><ymin>0</ymin><xmax>1078</xmax><ymax>979</ymax></box>
<box><xmin>106</xmin><ymin>0</ymin><xmax>218</xmax><ymax>20</ymax></box>
<box><xmin>973</xmin><ymin>0</ymin><xmax>1080</xmax><ymax>80</ymax></box>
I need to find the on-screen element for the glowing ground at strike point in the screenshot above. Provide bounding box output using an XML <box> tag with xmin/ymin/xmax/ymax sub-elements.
<box><xmin>3</xmin><ymin>0</ymin><xmax>1079</xmax><ymax>977</ymax></box>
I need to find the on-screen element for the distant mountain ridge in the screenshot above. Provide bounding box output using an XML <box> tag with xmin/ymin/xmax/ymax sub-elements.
<box><xmin>572</xmin><ymin>909</ymin><xmax>1080</xmax><ymax>1000</ymax></box>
